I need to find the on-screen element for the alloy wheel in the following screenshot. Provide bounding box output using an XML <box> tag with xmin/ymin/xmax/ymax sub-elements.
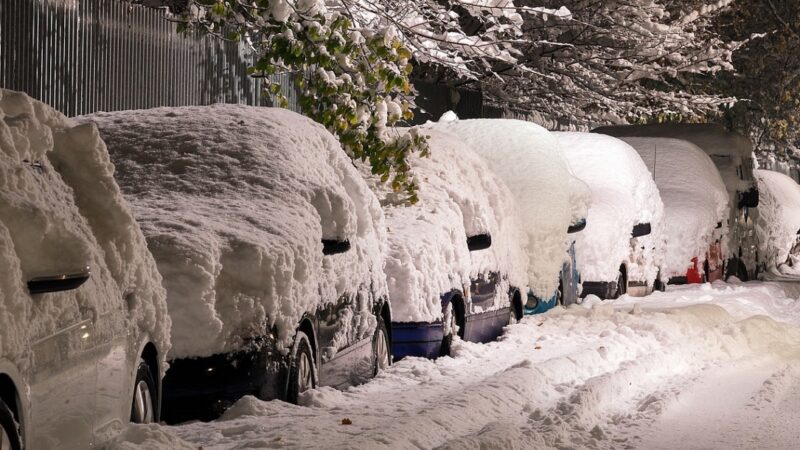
<box><xmin>132</xmin><ymin>379</ymin><xmax>154</xmax><ymax>423</ymax></box>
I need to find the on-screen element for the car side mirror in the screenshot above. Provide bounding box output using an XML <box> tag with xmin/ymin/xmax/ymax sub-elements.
<box><xmin>322</xmin><ymin>239</ymin><xmax>351</xmax><ymax>255</ymax></box>
<box><xmin>467</xmin><ymin>234</ymin><xmax>492</xmax><ymax>251</ymax></box>
<box><xmin>567</xmin><ymin>218</ymin><xmax>587</xmax><ymax>234</ymax></box>
<box><xmin>28</xmin><ymin>266</ymin><xmax>91</xmax><ymax>295</ymax></box>
<box><xmin>631</xmin><ymin>223</ymin><xmax>651</xmax><ymax>238</ymax></box>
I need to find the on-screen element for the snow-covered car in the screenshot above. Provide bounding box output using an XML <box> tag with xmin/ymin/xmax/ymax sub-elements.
<box><xmin>595</xmin><ymin>124</ymin><xmax>759</xmax><ymax>280</ymax></box>
<box><xmin>754</xmin><ymin>169</ymin><xmax>800</xmax><ymax>276</ymax></box>
<box><xmin>0</xmin><ymin>90</ymin><xmax>170</xmax><ymax>448</ymax></box>
<box><xmin>378</xmin><ymin>128</ymin><xmax>529</xmax><ymax>360</ymax></box>
<box><xmin>556</xmin><ymin>132</ymin><xmax>664</xmax><ymax>298</ymax></box>
<box><xmin>427</xmin><ymin>115</ymin><xmax>591</xmax><ymax>313</ymax></box>
<box><xmin>83</xmin><ymin>105</ymin><xmax>392</xmax><ymax>423</ymax></box>
<box><xmin>611</xmin><ymin>136</ymin><xmax>729</xmax><ymax>285</ymax></box>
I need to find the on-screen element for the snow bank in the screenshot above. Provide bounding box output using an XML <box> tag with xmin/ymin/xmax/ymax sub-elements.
<box><xmin>0</xmin><ymin>89</ymin><xmax>170</xmax><ymax>373</ymax></box>
<box><xmin>425</xmin><ymin>116</ymin><xmax>590</xmax><ymax>299</ymax></box>
<box><xmin>374</xmin><ymin>128</ymin><xmax>529</xmax><ymax>322</ymax></box>
<box><xmin>616</xmin><ymin>137</ymin><xmax>729</xmax><ymax>278</ymax></box>
<box><xmin>755</xmin><ymin>169</ymin><xmax>800</xmax><ymax>274</ymax></box>
<box><xmin>556</xmin><ymin>132</ymin><xmax>664</xmax><ymax>284</ymax></box>
<box><xmin>109</xmin><ymin>281</ymin><xmax>800</xmax><ymax>449</ymax></box>
<box><xmin>81</xmin><ymin>105</ymin><xmax>387</xmax><ymax>359</ymax></box>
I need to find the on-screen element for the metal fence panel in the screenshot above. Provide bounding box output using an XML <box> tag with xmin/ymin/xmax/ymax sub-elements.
<box><xmin>0</xmin><ymin>0</ymin><xmax>299</xmax><ymax>116</ymax></box>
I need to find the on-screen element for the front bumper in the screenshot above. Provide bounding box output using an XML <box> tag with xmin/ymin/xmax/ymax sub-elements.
<box><xmin>161</xmin><ymin>341</ymin><xmax>286</xmax><ymax>424</ymax></box>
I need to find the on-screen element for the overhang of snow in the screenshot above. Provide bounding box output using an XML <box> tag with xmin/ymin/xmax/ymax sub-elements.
<box><xmin>81</xmin><ymin>105</ymin><xmax>387</xmax><ymax>359</ymax></box>
<box><xmin>556</xmin><ymin>132</ymin><xmax>664</xmax><ymax>283</ymax></box>
<box><xmin>0</xmin><ymin>89</ymin><xmax>170</xmax><ymax>375</ymax></box>
<box><xmin>616</xmin><ymin>137</ymin><xmax>729</xmax><ymax>278</ymax></box>
<box><xmin>374</xmin><ymin>128</ymin><xmax>529</xmax><ymax>322</ymax></box>
<box><xmin>425</xmin><ymin>117</ymin><xmax>590</xmax><ymax>298</ymax></box>
<box><xmin>755</xmin><ymin>169</ymin><xmax>800</xmax><ymax>273</ymax></box>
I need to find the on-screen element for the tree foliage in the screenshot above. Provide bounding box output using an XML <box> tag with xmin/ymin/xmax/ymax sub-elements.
<box><xmin>704</xmin><ymin>0</ymin><xmax>800</xmax><ymax>164</ymax></box>
<box><xmin>180</xmin><ymin>0</ymin><xmax>428</xmax><ymax>201</ymax></box>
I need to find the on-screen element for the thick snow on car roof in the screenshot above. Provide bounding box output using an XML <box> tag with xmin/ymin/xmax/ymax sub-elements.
<box><xmin>755</xmin><ymin>169</ymin><xmax>800</xmax><ymax>274</ymax></box>
<box><xmin>374</xmin><ymin>128</ymin><xmax>529</xmax><ymax>322</ymax></box>
<box><xmin>425</xmin><ymin>115</ymin><xmax>590</xmax><ymax>299</ymax></box>
<box><xmin>0</xmin><ymin>89</ymin><xmax>170</xmax><ymax>372</ymax></box>
<box><xmin>593</xmin><ymin>123</ymin><xmax>755</xmax><ymax>192</ymax></box>
<box><xmin>556</xmin><ymin>132</ymin><xmax>664</xmax><ymax>284</ymax></box>
<box><xmin>83</xmin><ymin>105</ymin><xmax>387</xmax><ymax>359</ymax></box>
<box><xmin>616</xmin><ymin>137</ymin><xmax>729</xmax><ymax>278</ymax></box>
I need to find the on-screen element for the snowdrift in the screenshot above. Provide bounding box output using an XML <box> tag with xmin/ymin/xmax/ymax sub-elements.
<box><xmin>82</xmin><ymin>105</ymin><xmax>387</xmax><ymax>359</ymax></box>
<box><xmin>556</xmin><ymin>132</ymin><xmax>664</xmax><ymax>285</ymax></box>
<box><xmin>617</xmin><ymin>137</ymin><xmax>729</xmax><ymax>278</ymax></box>
<box><xmin>0</xmin><ymin>89</ymin><xmax>170</xmax><ymax>374</ymax></box>
<box><xmin>755</xmin><ymin>169</ymin><xmax>800</xmax><ymax>274</ymax></box>
<box><xmin>376</xmin><ymin>128</ymin><xmax>529</xmax><ymax>322</ymax></box>
<box><xmin>425</xmin><ymin>116</ymin><xmax>590</xmax><ymax>299</ymax></box>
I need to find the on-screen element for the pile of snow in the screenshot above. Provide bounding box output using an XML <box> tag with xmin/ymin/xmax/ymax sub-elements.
<box><xmin>81</xmin><ymin>105</ymin><xmax>387</xmax><ymax>359</ymax></box>
<box><xmin>556</xmin><ymin>132</ymin><xmax>664</xmax><ymax>285</ymax></box>
<box><xmin>109</xmin><ymin>281</ymin><xmax>800</xmax><ymax>449</ymax></box>
<box><xmin>617</xmin><ymin>137</ymin><xmax>729</xmax><ymax>278</ymax></box>
<box><xmin>374</xmin><ymin>128</ymin><xmax>529</xmax><ymax>322</ymax></box>
<box><xmin>0</xmin><ymin>89</ymin><xmax>170</xmax><ymax>373</ymax></box>
<box><xmin>425</xmin><ymin>115</ymin><xmax>590</xmax><ymax>299</ymax></box>
<box><xmin>755</xmin><ymin>169</ymin><xmax>800</xmax><ymax>275</ymax></box>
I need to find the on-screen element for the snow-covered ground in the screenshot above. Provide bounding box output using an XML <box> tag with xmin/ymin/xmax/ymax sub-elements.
<box><xmin>113</xmin><ymin>280</ymin><xmax>800</xmax><ymax>449</ymax></box>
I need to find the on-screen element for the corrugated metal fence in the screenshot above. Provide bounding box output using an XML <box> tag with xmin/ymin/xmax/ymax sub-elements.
<box><xmin>0</xmin><ymin>0</ymin><xmax>299</xmax><ymax>116</ymax></box>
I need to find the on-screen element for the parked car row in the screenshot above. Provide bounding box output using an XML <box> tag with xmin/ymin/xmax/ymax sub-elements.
<box><xmin>3</xmin><ymin>87</ymin><xmax>794</xmax><ymax>448</ymax></box>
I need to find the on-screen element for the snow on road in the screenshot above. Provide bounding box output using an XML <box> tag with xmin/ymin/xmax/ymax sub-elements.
<box><xmin>114</xmin><ymin>281</ymin><xmax>800</xmax><ymax>449</ymax></box>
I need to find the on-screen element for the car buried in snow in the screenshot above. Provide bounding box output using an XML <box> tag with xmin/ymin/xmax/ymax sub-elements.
<box><xmin>754</xmin><ymin>169</ymin><xmax>800</xmax><ymax>277</ymax></box>
<box><xmin>83</xmin><ymin>105</ymin><xmax>392</xmax><ymax>423</ymax></box>
<box><xmin>426</xmin><ymin>115</ymin><xmax>592</xmax><ymax>313</ymax></box>
<box><xmin>607</xmin><ymin>136</ymin><xmax>730</xmax><ymax>286</ymax></box>
<box><xmin>556</xmin><ymin>132</ymin><xmax>665</xmax><ymax>299</ymax></box>
<box><xmin>379</xmin><ymin>128</ymin><xmax>530</xmax><ymax>360</ymax></box>
<box><xmin>594</xmin><ymin>123</ymin><xmax>760</xmax><ymax>281</ymax></box>
<box><xmin>0</xmin><ymin>89</ymin><xmax>170</xmax><ymax>449</ymax></box>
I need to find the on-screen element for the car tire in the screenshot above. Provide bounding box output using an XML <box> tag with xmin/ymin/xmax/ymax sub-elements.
<box><xmin>615</xmin><ymin>270</ymin><xmax>627</xmax><ymax>298</ymax></box>
<box><xmin>372</xmin><ymin>317</ymin><xmax>391</xmax><ymax>376</ymax></box>
<box><xmin>286</xmin><ymin>331</ymin><xmax>316</xmax><ymax>404</ymax></box>
<box><xmin>130</xmin><ymin>359</ymin><xmax>157</xmax><ymax>424</ymax></box>
<box><xmin>439</xmin><ymin>302</ymin><xmax>456</xmax><ymax>357</ymax></box>
<box><xmin>0</xmin><ymin>398</ymin><xmax>22</xmax><ymax>450</ymax></box>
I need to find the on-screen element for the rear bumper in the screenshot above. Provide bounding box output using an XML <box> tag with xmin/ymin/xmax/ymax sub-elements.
<box><xmin>161</xmin><ymin>342</ymin><xmax>286</xmax><ymax>424</ymax></box>
<box><xmin>391</xmin><ymin>322</ymin><xmax>444</xmax><ymax>360</ymax></box>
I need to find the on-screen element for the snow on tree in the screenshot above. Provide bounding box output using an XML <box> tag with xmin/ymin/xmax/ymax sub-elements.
<box><xmin>468</xmin><ymin>1</ymin><xmax>739</xmax><ymax>126</ymax></box>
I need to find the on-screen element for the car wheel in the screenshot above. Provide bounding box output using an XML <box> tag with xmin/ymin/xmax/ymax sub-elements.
<box><xmin>372</xmin><ymin>317</ymin><xmax>391</xmax><ymax>376</ymax></box>
<box><xmin>615</xmin><ymin>271</ymin><xmax>627</xmax><ymax>298</ymax></box>
<box><xmin>0</xmin><ymin>398</ymin><xmax>21</xmax><ymax>450</ymax></box>
<box><xmin>439</xmin><ymin>302</ymin><xmax>457</xmax><ymax>357</ymax></box>
<box><xmin>287</xmin><ymin>331</ymin><xmax>316</xmax><ymax>404</ymax></box>
<box><xmin>130</xmin><ymin>359</ymin><xmax>157</xmax><ymax>424</ymax></box>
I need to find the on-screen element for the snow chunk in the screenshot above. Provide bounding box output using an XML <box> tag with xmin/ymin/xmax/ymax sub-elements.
<box><xmin>0</xmin><ymin>89</ymin><xmax>170</xmax><ymax>375</ymax></box>
<box><xmin>557</xmin><ymin>132</ymin><xmax>664</xmax><ymax>285</ymax></box>
<box><xmin>375</xmin><ymin>128</ymin><xmax>529</xmax><ymax>322</ymax></box>
<box><xmin>425</xmin><ymin>117</ymin><xmax>590</xmax><ymax>299</ymax></box>
<box><xmin>616</xmin><ymin>137</ymin><xmax>729</xmax><ymax>278</ymax></box>
<box><xmin>81</xmin><ymin>105</ymin><xmax>387</xmax><ymax>359</ymax></box>
<box><xmin>755</xmin><ymin>170</ymin><xmax>800</xmax><ymax>274</ymax></box>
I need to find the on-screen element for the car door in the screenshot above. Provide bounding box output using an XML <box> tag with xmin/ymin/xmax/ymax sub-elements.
<box><xmin>28</xmin><ymin>290</ymin><xmax>98</xmax><ymax>449</ymax></box>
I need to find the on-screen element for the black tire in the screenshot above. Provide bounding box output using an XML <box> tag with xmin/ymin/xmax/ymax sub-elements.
<box><xmin>737</xmin><ymin>262</ymin><xmax>749</xmax><ymax>281</ymax></box>
<box><xmin>0</xmin><ymin>398</ymin><xmax>21</xmax><ymax>450</ymax></box>
<box><xmin>130</xmin><ymin>359</ymin><xmax>157</xmax><ymax>424</ymax></box>
<box><xmin>439</xmin><ymin>302</ymin><xmax>456</xmax><ymax>357</ymax></box>
<box><xmin>654</xmin><ymin>271</ymin><xmax>666</xmax><ymax>292</ymax></box>
<box><xmin>372</xmin><ymin>317</ymin><xmax>391</xmax><ymax>376</ymax></box>
<box><xmin>614</xmin><ymin>270</ymin><xmax>627</xmax><ymax>298</ymax></box>
<box><xmin>286</xmin><ymin>331</ymin><xmax>316</xmax><ymax>404</ymax></box>
<box><xmin>556</xmin><ymin>280</ymin><xmax>564</xmax><ymax>306</ymax></box>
